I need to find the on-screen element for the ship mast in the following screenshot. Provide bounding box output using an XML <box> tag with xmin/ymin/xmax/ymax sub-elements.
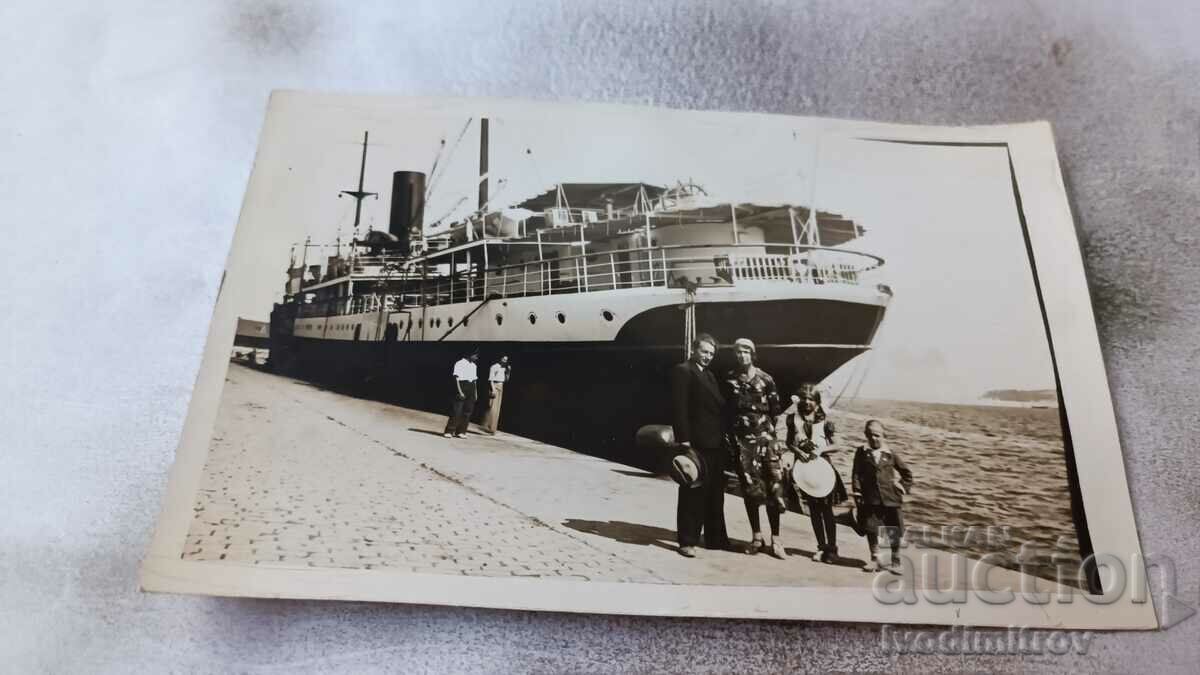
<box><xmin>339</xmin><ymin>131</ymin><xmax>378</xmax><ymax>234</ymax></box>
<box><xmin>478</xmin><ymin>118</ymin><xmax>489</xmax><ymax>213</ymax></box>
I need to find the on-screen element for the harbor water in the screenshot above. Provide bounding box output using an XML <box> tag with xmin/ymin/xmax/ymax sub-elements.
<box><xmin>831</xmin><ymin>398</ymin><xmax>1081</xmax><ymax>584</ymax></box>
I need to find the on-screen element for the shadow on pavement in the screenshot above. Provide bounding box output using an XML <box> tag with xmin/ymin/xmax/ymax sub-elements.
<box><xmin>825</xmin><ymin>554</ymin><xmax>869</xmax><ymax>569</ymax></box>
<box><xmin>610</xmin><ymin>469</ymin><xmax>666</xmax><ymax>480</ymax></box>
<box><xmin>408</xmin><ymin>428</ymin><xmax>448</xmax><ymax>438</ymax></box>
<box><xmin>561</xmin><ymin>519</ymin><xmax>679</xmax><ymax>552</ymax></box>
<box><xmin>779</xmin><ymin>546</ymin><xmax>868</xmax><ymax>570</ymax></box>
<box><xmin>406</xmin><ymin>427</ymin><xmax>502</xmax><ymax>441</ymax></box>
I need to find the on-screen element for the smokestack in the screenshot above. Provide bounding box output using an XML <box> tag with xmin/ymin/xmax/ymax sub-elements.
<box><xmin>478</xmin><ymin>117</ymin><xmax>489</xmax><ymax>212</ymax></box>
<box><xmin>388</xmin><ymin>171</ymin><xmax>425</xmax><ymax>256</ymax></box>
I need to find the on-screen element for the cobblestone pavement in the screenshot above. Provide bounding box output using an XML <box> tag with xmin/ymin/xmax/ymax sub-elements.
<box><xmin>184</xmin><ymin>366</ymin><xmax>664</xmax><ymax>582</ymax></box>
<box><xmin>184</xmin><ymin>363</ymin><xmax>1055</xmax><ymax>590</ymax></box>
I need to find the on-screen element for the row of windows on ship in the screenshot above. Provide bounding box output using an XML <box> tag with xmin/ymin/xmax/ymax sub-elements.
<box><xmin>295</xmin><ymin>308</ymin><xmax>619</xmax><ymax>333</ymax></box>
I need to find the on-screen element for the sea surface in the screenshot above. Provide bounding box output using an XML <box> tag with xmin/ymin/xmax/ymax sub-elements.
<box><xmin>829</xmin><ymin>398</ymin><xmax>1082</xmax><ymax>586</ymax></box>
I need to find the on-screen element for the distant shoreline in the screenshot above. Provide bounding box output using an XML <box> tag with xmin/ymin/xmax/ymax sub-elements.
<box><xmin>981</xmin><ymin>388</ymin><xmax>1058</xmax><ymax>404</ymax></box>
<box><xmin>837</xmin><ymin>395</ymin><xmax>1058</xmax><ymax>410</ymax></box>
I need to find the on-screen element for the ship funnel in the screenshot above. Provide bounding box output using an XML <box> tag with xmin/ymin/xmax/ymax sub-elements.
<box><xmin>388</xmin><ymin>170</ymin><xmax>425</xmax><ymax>256</ymax></box>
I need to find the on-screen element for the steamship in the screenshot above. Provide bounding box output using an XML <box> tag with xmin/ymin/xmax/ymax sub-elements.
<box><xmin>268</xmin><ymin>120</ymin><xmax>892</xmax><ymax>465</ymax></box>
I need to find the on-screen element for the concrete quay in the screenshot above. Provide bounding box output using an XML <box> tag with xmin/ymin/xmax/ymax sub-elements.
<box><xmin>183</xmin><ymin>363</ymin><xmax>1062</xmax><ymax>593</ymax></box>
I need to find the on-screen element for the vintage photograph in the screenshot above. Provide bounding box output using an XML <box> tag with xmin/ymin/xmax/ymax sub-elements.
<box><xmin>144</xmin><ymin>94</ymin><xmax>1152</xmax><ymax>627</ymax></box>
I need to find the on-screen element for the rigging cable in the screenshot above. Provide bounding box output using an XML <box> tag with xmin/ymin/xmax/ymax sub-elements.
<box><xmin>831</xmin><ymin>301</ymin><xmax>890</xmax><ymax>410</ymax></box>
<box><xmin>427</xmin><ymin>115</ymin><xmax>472</xmax><ymax>200</ymax></box>
<box><xmin>513</xmin><ymin>118</ymin><xmax>549</xmax><ymax>197</ymax></box>
<box><xmin>427</xmin><ymin>195</ymin><xmax>470</xmax><ymax>231</ymax></box>
<box><xmin>681</xmin><ymin>281</ymin><xmax>698</xmax><ymax>360</ymax></box>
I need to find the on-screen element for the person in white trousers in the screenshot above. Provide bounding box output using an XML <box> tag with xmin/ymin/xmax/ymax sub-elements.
<box><xmin>483</xmin><ymin>355</ymin><xmax>511</xmax><ymax>434</ymax></box>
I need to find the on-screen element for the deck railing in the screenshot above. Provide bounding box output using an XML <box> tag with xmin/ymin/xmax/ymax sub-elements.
<box><xmin>298</xmin><ymin>244</ymin><xmax>883</xmax><ymax>316</ymax></box>
<box><xmin>411</xmin><ymin>244</ymin><xmax>880</xmax><ymax>308</ymax></box>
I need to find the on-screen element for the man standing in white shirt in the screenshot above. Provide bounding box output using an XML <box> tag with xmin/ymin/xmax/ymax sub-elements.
<box><xmin>482</xmin><ymin>355</ymin><xmax>511</xmax><ymax>435</ymax></box>
<box><xmin>443</xmin><ymin>349</ymin><xmax>479</xmax><ymax>438</ymax></box>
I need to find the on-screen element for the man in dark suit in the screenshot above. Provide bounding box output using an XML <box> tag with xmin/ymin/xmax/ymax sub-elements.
<box><xmin>671</xmin><ymin>333</ymin><xmax>731</xmax><ymax>557</ymax></box>
<box><xmin>851</xmin><ymin>419</ymin><xmax>914</xmax><ymax>572</ymax></box>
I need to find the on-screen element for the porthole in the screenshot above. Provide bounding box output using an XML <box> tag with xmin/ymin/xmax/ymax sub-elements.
<box><xmin>528</xmin><ymin>313</ymin><xmax>537</xmax><ymax>325</ymax></box>
<box><xmin>602</xmin><ymin>310</ymin><xmax>614</xmax><ymax>322</ymax></box>
<box><xmin>556</xmin><ymin>312</ymin><xmax>566</xmax><ymax>324</ymax></box>
<box><xmin>495</xmin><ymin>314</ymin><xmax>503</xmax><ymax>326</ymax></box>
<box><xmin>462</xmin><ymin>317</ymin><xmax>468</xmax><ymax>327</ymax></box>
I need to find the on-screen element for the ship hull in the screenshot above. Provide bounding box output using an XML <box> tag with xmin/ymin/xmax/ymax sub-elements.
<box><xmin>269</xmin><ymin>296</ymin><xmax>887</xmax><ymax>469</ymax></box>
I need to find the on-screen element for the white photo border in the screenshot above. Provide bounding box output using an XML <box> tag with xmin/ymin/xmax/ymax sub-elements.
<box><xmin>141</xmin><ymin>93</ymin><xmax>1156</xmax><ymax>630</ymax></box>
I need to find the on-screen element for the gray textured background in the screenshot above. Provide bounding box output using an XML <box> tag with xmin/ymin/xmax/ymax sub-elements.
<box><xmin>2</xmin><ymin>0</ymin><xmax>1197</xmax><ymax>672</ymax></box>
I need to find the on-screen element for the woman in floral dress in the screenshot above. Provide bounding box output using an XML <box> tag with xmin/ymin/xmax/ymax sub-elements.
<box><xmin>723</xmin><ymin>338</ymin><xmax>787</xmax><ymax>558</ymax></box>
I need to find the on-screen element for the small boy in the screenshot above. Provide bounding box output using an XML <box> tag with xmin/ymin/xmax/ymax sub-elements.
<box><xmin>851</xmin><ymin>419</ymin><xmax>914</xmax><ymax>573</ymax></box>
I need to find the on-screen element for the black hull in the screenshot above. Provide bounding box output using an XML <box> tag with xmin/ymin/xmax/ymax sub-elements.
<box><xmin>268</xmin><ymin>299</ymin><xmax>885</xmax><ymax>469</ymax></box>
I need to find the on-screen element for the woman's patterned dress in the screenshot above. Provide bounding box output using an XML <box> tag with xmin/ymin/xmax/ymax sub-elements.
<box><xmin>723</xmin><ymin>367</ymin><xmax>785</xmax><ymax>511</ymax></box>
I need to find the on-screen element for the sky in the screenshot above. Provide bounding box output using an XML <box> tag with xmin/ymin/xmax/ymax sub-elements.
<box><xmin>224</xmin><ymin>93</ymin><xmax>1056</xmax><ymax>404</ymax></box>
